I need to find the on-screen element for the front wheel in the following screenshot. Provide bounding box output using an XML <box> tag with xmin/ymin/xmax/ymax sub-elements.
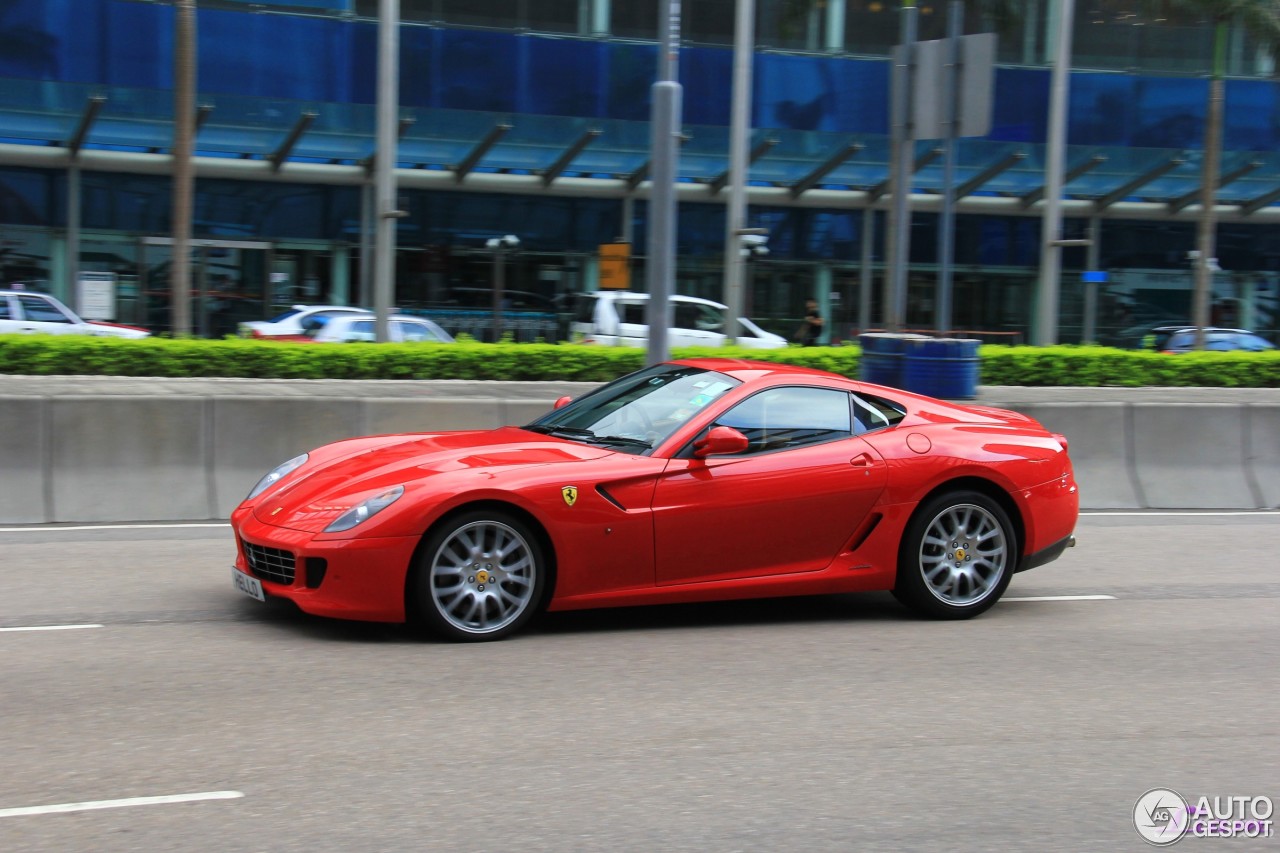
<box><xmin>892</xmin><ymin>491</ymin><xmax>1016</xmax><ymax>619</ymax></box>
<box><xmin>412</xmin><ymin>510</ymin><xmax>547</xmax><ymax>641</ymax></box>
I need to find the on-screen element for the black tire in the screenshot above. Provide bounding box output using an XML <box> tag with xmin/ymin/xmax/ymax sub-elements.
<box><xmin>892</xmin><ymin>490</ymin><xmax>1016</xmax><ymax>620</ymax></box>
<box><xmin>411</xmin><ymin>509</ymin><xmax>548</xmax><ymax>642</ymax></box>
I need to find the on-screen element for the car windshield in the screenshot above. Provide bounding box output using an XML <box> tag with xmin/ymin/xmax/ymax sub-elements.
<box><xmin>267</xmin><ymin>308</ymin><xmax>302</xmax><ymax>323</ymax></box>
<box><xmin>525</xmin><ymin>364</ymin><xmax>740</xmax><ymax>455</ymax></box>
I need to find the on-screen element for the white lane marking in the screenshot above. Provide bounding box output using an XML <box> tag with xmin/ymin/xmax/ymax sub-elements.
<box><xmin>1080</xmin><ymin>511</ymin><xmax>1280</xmax><ymax>517</ymax></box>
<box><xmin>0</xmin><ymin>790</ymin><xmax>244</xmax><ymax>818</ymax></box>
<box><xmin>1004</xmin><ymin>595</ymin><xmax>1117</xmax><ymax>602</ymax></box>
<box><xmin>0</xmin><ymin>523</ymin><xmax>229</xmax><ymax>533</ymax></box>
<box><xmin>0</xmin><ymin>624</ymin><xmax>103</xmax><ymax>633</ymax></box>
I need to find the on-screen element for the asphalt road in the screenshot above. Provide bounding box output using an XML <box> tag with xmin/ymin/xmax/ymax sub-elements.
<box><xmin>0</xmin><ymin>515</ymin><xmax>1276</xmax><ymax>852</ymax></box>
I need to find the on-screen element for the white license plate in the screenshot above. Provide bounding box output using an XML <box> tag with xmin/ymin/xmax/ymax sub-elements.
<box><xmin>232</xmin><ymin>567</ymin><xmax>266</xmax><ymax>602</ymax></box>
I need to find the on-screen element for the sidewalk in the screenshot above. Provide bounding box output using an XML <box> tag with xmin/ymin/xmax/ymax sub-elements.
<box><xmin>1</xmin><ymin>374</ymin><xmax>1278</xmax><ymax>404</ymax></box>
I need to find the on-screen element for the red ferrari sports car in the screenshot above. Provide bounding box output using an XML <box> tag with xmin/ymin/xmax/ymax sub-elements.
<box><xmin>230</xmin><ymin>359</ymin><xmax>1078</xmax><ymax>641</ymax></box>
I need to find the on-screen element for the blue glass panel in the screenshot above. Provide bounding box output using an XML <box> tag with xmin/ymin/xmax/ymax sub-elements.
<box><xmin>420</xmin><ymin>193</ymin><xmax>619</xmax><ymax>251</ymax></box>
<box><xmin>681</xmin><ymin>47</ymin><xmax>732</xmax><ymax>127</ymax></box>
<box><xmin>434</xmin><ymin>30</ymin><xmax>520</xmax><ymax>113</ymax></box>
<box><xmin>0</xmin><ymin>0</ymin><xmax>79</xmax><ymax>80</ymax></box>
<box><xmin>1070</xmin><ymin>74</ymin><xmax>1207</xmax><ymax>147</ymax></box>
<box><xmin>604</xmin><ymin>42</ymin><xmax>657</xmax><ymax>122</ymax></box>
<box><xmin>524</xmin><ymin>38</ymin><xmax>608</xmax><ymax>118</ymax></box>
<box><xmin>0</xmin><ymin>166</ymin><xmax>52</xmax><ymax>225</ymax></box>
<box><xmin>990</xmin><ymin>68</ymin><xmax>1049</xmax><ymax>143</ymax></box>
<box><xmin>756</xmin><ymin>54</ymin><xmax>843</xmax><ymax>133</ymax></box>
<box><xmin>1225</xmin><ymin>78</ymin><xmax>1280</xmax><ymax>151</ymax></box>
<box><xmin>103</xmin><ymin>1</ymin><xmax>169</xmax><ymax>88</ymax></box>
<box><xmin>199</xmin><ymin>9</ymin><xmax>358</xmax><ymax>103</ymax></box>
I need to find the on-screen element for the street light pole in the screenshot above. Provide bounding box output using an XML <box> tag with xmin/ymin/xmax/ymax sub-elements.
<box><xmin>1034</xmin><ymin>0</ymin><xmax>1075</xmax><ymax>346</ymax></box>
<box><xmin>885</xmin><ymin>0</ymin><xmax>917</xmax><ymax>333</ymax></box>
<box><xmin>374</xmin><ymin>0</ymin><xmax>401</xmax><ymax>344</ymax></box>
<box><xmin>646</xmin><ymin>0</ymin><xmax>682</xmax><ymax>366</ymax></box>
<box><xmin>722</xmin><ymin>0</ymin><xmax>755</xmax><ymax>344</ymax></box>
<box><xmin>487</xmin><ymin>235</ymin><xmax>520</xmax><ymax>342</ymax></box>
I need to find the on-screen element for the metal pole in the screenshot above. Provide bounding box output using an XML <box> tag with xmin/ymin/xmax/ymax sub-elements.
<box><xmin>1193</xmin><ymin>20</ymin><xmax>1229</xmax><ymax>351</ymax></box>
<box><xmin>67</xmin><ymin>163</ymin><xmax>80</xmax><ymax>308</ymax></box>
<box><xmin>492</xmin><ymin>249</ymin><xmax>504</xmax><ymax>342</ymax></box>
<box><xmin>1034</xmin><ymin>0</ymin><xmax>1074</xmax><ymax>346</ymax></box>
<box><xmin>171</xmin><ymin>0</ymin><xmax>196</xmax><ymax>336</ymax></box>
<box><xmin>1083</xmin><ymin>215</ymin><xmax>1100</xmax><ymax>344</ymax></box>
<box><xmin>936</xmin><ymin>0</ymin><xmax>961</xmax><ymax>336</ymax></box>
<box><xmin>859</xmin><ymin>209</ymin><xmax>874</xmax><ymax>335</ymax></box>
<box><xmin>825</xmin><ymin>0</ymin><xmax>845</xmax><ymax>53</ymax></box>
<box><xmin>722</xmin><ymin>0</ymin><xmax>755</xmax><ymax>344</ymax></box>
<box><xmin>646</xmin><ymin>0</ymin><xmax>682</xmax><ymax>366</ymax></box>
<box><xmin>374</xmin><ymin>0</ymin><xmax>400</xmax><ymax>343</ymax></box>
<box><xmin>359</xmin><ymin>179</ymin><xmax>373</xmax><ymax>306</ymax></box>
<box><xmin>885</xmin><ymin>0</ymin><xmax>917</xmax><ymax>333</ymax></box>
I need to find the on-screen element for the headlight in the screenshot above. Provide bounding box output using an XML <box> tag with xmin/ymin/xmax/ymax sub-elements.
<box><xmin>324</xmin><ymin>485</ymin><xmax>404</xmax><ymax>533</ymax></box>
<box><xmin>246</xmin><ymin>453</ymin><xmax>309</xmax><ymax>500</ymax></box>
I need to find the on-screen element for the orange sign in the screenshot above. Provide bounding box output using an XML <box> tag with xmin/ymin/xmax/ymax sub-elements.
<box><xmin>599</xmin><ymin>242</ymin><xmax>631</xmax><ymax>290</ymax></box>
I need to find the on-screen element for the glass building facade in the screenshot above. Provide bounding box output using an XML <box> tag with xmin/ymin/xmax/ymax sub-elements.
<box><xmin>1</xmin><ymin>0</ymin><xmax>1279</xmax><ymax>343</ymax></box>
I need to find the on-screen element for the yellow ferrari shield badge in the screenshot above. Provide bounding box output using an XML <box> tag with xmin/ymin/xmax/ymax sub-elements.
<box><xmin>561</xmin><ymin>486</ymin><xmax>579</xmax><ymax>507</ymax></box>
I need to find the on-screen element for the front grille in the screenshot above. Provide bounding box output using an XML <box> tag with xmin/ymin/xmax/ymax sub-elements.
<box><xmin>243</xmin><ymin>540</ymin><xmax>296</xmax><ymax>586</ymax></box>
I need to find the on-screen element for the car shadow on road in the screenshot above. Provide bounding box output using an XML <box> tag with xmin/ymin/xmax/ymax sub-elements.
<box><xmin>231</xmin><ymin>591</ymin><xmax>910</xmax><ymax>644</ymax></box>
<box><xmin>533</xmin><ymin>592</ymin><xmax>906</xmax><ymax>637</ymax></box>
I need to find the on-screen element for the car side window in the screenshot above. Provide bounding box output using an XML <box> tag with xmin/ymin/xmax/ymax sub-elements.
<box><xmin>619</xmin><ymin>302</ymin><xmax>646</xmax><ymax>325</ymax></box>
<box><xmin>399</xmin><ymin>321</ymin><xmax>441</xmax><ymax>342</ymax></box>
<box><xmin>0</xmin><ymin>297</ymin><xmax>10</xmax><ymax>320</ymax></box>
<box><xmin>346</xmin><ymin>320</ymin><xmax>376</xmax><ymax>341</ymax></box>
<box><xmin>17</xmin><ymin>295</ymin><xmax>72</xmax><ymax>323</ymax></box>
<box><xmin>713</xmin><ymin>386</ymin><xmax>852</xmax><ymax>454</ymax></box>
<box><xmin>853</xmin><ymin>393</ymin><xmax>906</xmax><ymax>434</ymax></box>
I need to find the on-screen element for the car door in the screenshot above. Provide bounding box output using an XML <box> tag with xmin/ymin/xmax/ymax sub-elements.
<box><xmin>0</xmin><ymin>293</ymin><xmax>17</xmax><ymax>333</ymax></box>
<box><xmin>670</xmin><ymin>300</ymin><xmax>725</xmax><ymax>347</ymax></box>
<box><xmin>651</xmin><ymin>385</ymin><xmax>887</xmax><ymax>586</ymax></box>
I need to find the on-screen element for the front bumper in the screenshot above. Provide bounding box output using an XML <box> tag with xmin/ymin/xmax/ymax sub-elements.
<box><xmin>231</xmin><ymin>509</ymin><xmax>421</xmax><ymax>623</ymax></box>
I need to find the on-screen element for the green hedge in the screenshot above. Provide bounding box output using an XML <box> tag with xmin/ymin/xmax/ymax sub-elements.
<box><xmin>1</xmin><ymin>334</ymin><xmax>1278</xmax><ymax>387</ymax></box>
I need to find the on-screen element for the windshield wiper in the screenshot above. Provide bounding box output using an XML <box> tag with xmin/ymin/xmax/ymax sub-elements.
<box><xmin>524</xmin><ymin>425</ymin><xmax>650</xmax><ymax>449</ymax></box>
<box><xmin>524</xmin><ymin>425</ymin><xmax>593</xmax><ymax>438</ymax></box>
<box><xmin>590</xmin><ymin>434</ymin><xmax>652</xmax><ymax>449</ymax></box>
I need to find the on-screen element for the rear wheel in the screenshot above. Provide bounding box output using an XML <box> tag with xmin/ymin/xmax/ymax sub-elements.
<box><xmin>412</xmin><ymin>510</ymin><xmax>546</xmax><ymax>641</ymax></box>
<box><xmin>892</xmin><ymin>490</ymin><xmax>1015</xmax><ymax>619</ymax></box>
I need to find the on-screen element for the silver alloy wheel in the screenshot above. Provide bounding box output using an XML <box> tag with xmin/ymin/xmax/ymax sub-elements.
<box><xmin>429</xmin><ymin>520</ymin><xmax>537</xmax><ymax>635</ymax></box>
<box><xmin>917</xmin><ymin>502</ymin><xmax>1008</xmax><ymax>606</ymax></box>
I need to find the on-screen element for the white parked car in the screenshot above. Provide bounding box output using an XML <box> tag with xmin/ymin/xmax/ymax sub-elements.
<box><xmin>295</xmin><ymin>313</ymin><xmax>455</xmax><ymax>344</ymax></box>
<box><xmin>239</xmin><ymin>305</ymin><xmax>374</xmax><ymax>338</ymax></box>
<box><xmin>0</xmin><ymin>289</ymin><xmax>150</xmax><ymax>338</ymax></box>
<box><xmin>569</xmin><ymin>292</ymin><xmax>788</xmax><ymax>349</ymax></box>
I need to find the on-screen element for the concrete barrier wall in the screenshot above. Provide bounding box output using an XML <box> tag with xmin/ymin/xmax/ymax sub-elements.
<box><xmin>0</xmin><ymin>391</ymin><xmax>1275</xmax><ymax>523</ymax></box>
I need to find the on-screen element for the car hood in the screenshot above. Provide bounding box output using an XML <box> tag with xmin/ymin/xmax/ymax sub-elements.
<box><xmin>86</xmin><ymin>321</ymin><xmax>150</xmax><ymax>338</ymax></box>
<box><xmin>253</xmin><ymin>427</ymin><xmax>611</xmax><ymax>530</ymax></box>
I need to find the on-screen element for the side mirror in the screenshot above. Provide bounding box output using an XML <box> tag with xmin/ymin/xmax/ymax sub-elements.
<box><xmin>553</xmin><ymin>395</ymin><xmax>572</xmax><ymax>410</ymax></box>
<box><xmin>693</xmin><ymin>426</ymin><xmax>749</xmax><ymax>458</ymax></box>
<box><xmin>300</xmin><ymin>316</ymin><xmax>327</xmax><ymax>333</ymax></box>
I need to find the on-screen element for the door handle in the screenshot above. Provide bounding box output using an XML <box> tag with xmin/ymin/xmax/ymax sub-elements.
<box><xmin>850</xmin><ymin>452</ymin><xmax>875</xmax><ymax>468</ymax></box>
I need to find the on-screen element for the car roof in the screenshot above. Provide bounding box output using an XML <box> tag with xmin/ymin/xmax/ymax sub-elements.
<box><xmin>672</xmin><ymin>357</ymin><xmax>842</xmax><ymax>382</ymax></box>
<box><xmin>589</xmin><ymin>292</ymin><xmax>727</xmax><ymax>309</ymax></box>
<box><xmin>1156</xmin><ymin>325</ymin><xmax>1250</xmax><ymax>334</ymax></box>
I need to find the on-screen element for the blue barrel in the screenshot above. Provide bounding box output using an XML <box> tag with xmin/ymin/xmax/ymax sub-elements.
<box><xmin>902</xmin><ymin>337</ymin><xmax>981</xmax><ymax>399</ymax></box>
<box><xmin>859</xmin><ymin>333</ymin><xmax>926</xmax><ymax>389</ymax></box>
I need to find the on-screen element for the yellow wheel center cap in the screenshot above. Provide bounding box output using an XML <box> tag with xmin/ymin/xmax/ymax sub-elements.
<box><xmin>954</xmin><ymin>549</ymin><xmax>967</xmax><ymax>561</ymax></box>
<box><xmin>476</xmin><ymin>571</ymin><xmax>490</xmax><ymax>584</ymax></box>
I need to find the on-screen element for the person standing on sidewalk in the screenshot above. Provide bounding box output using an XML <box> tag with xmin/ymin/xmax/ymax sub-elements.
<box><xmin>798</xmin><ymin>297</ymin><xmax>824</xmax><ymax>346</ymax></box>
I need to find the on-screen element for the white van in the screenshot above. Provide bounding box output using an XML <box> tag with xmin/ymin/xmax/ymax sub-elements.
<box><xmin>569</xmin><ymin>292</ymin><xmax>788</xmax><ymax>349</ymax></box>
